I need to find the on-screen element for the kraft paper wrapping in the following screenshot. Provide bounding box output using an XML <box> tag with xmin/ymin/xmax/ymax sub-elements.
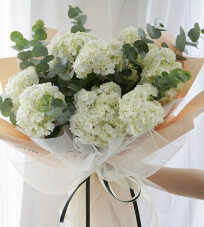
<box><xmin>0</xmin><ymin>30</ymin><xmax>204</xmax><ymax>161</ymax></box>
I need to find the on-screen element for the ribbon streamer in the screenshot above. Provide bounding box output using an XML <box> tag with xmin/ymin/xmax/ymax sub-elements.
<box><xmin>60</xmin><ymin>176</ymin><xmax>142</xmax><ymax>227</ymax></box>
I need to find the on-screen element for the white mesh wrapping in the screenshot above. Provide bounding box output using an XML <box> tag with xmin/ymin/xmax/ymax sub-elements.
<box><xmin>7</xmin><ymin>127</ymin><xmax>186</xmax><ymax>226</ymax></box>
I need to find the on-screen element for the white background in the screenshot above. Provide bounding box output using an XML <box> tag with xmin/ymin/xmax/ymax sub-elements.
<box><xmin>0</xmin><ymin>0</ymin><xmax>204</xmax><ymax>226</ymax></box>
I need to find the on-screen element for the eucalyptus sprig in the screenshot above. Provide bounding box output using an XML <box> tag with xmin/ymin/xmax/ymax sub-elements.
<box><xmin>68</xmin><ymin>5</ymin><xmax>91</xmax><ymax>33</ymax></box>
<box><xmin>153</xmin><ymin>68</ymin><xmax>192</xmax><ymax>99</ymax></box>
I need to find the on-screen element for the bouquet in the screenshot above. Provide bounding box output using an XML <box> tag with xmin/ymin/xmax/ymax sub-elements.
<box><xmin>1</xmin><ymin>5</ymin><xmax>204</xmax><ymax>227</ymax></box>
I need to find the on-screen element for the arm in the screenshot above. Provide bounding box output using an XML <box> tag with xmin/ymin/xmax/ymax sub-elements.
<box><xmin>147</xmin><ymin>167</ymin><xmax>204</xmax><ymax>200</ymax></box>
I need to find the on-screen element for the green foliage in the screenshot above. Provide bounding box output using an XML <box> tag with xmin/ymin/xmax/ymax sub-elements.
<box><xmin>68</xmin><ymin>5</ymin><xmax>91</xmax><ymax>33</ymax></box>
<box><xmin>19</xmin><ymin>61</ymin><xmax>35</xmax><ymax>70</ymax></box>
<box><xmin>146</xmin><ymin>23</ymin><xmax>161</xmax><ymax>39</ymax></box>
<box><xmin>153</xmin><ymin>68</ymin><xmax>191</xmax><ymax>99</ymax></box>
<box><xmin>0</xmin><ymin>98</ymin><xmax>13</xmax><ymax>117</ymax></box>
<box><xmin>9</xmin><ymin>113</ymin><xmax>17</xmax><ymax>126</ymax></box>
<box><xmin>176</xmin><ymin>54</ymin><xmax>187</xmax><ymax>61</ymax></box>
<box><xmin>17</xmin><ymin>51</ymin><xmax>32</xmax><ymax>61</ymax></box>
<box><xmin>188</xmin><ymin>23</ymin><xmax>200</xmax><ymax>42</ymax></box>
<box><xmin>161</xmin><ymin>42</ymin><xmax>169</xmax><ymax>48</ymax></box>
<box><xmin>38</xmin><ymin>95</ymin><xmax>54</xmax><ymax>112</ymax></box>
<box><xmin>0</xmin><ymin>96</ymin><xmax>3</xmax><ymax>108</ymax></box>
<box><xmin>176</xmin><ymin>27</ymin><xmax>186</xmax><ymax>52</ymax></box>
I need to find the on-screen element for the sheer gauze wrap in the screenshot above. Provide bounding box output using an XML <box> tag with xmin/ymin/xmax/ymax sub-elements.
<box><xmin>1</xmin><ymin>29</ymin><xmax>204</xmax><ymax>227</ymax></box>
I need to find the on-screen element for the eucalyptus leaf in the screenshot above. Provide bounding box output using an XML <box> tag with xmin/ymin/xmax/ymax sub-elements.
<box><xmin>47</xmin><ymin>70</ymin><xmax>57</xmax><ymax>78</ymax></box>
<box><xmin>42</xmin><ymin>55</ymin><xmax>54</xmax><ymax>62</ymax></box>
<box><xmin>32</xmin><ymin>45</ymin><xmax>48</xmax><ymax>57</ymax></box>
<box><xmin>29</xmin><ymin>40</ymin><xmax>42</xmax><ymax>47</ymax></box>
<box><xmin>46</xmin><ymin>107</ymin><xmax>62</xmax><ymax>119</ymax></box>
<box><xmin>146</xmin><ymin>24</ymin><xmax>161</xmax><ymax>39</ymax></box>
<box><xmin>58</xmin><ymin>73</ymin><xmax>71</xmax><ymax>81</ymax></box>
<box><xmin>36</xmin><ymin>61</ymin><xmax>49</xmax><ymax>73</ymax></box>
<box><xmin>68</xmin><ymin>81</ymin><xmax>82</xmax><ymax>91</ymax></box>
<box><xmin>0</xmin><ymin>96</ymin><xmax>3</xmax><ymax>108</ymax></box>
<box><xmin>134</xmin><ymin>40</ymin><xmax>149</xmax><ymax>56</ymax></box>
<box><xmin>17</xmin><ymin>51</ymin><xmax>32</xmax><ymax>61</ymax></box>
<box><xmin>57</xmin><ymin>109</ymin><xmax>71</xmax><ymax>124</ymax></box>
<box><xmin>176</xmin><ymin>54</ymin><xmax>187</xmax><ymax>61</ymax></box>
<box><xmin>1</xmin><ymin>98</ymin><xmax>13</xmax><ymax>117</ymax></box>
<box><xmin>176</xmin><ymin>27</ymin><xmax>186</xmax><ymax>52</ymax></box>
<box><xmin>9</xmin><ymin>113</ymin><xmax>17</xmax><ymax>126</ymax></box>
<box><xmin>10</xmin><ymin>31</ymin><xmax>23</xmax><ymax>42</ymax></box>
<box><xmin>188</xmin><ymin>23</ymin><xmax>200</xmax><ymax>42</ymax></box>
<box><xmin>19</xmin><ymin>61</ymin><xmax>35</xmax><ymax>70</ymax></box>
<box><xmin>159</xmin><ymin>23</ymin><xmax>164</xmax><ymax>28</ymax></box>
<box><xmin>186</xmin><ymin>41</ymin><xmax>197</xmax><ymax>48</ymax></box>
<box><xmin>11</xmin><ymin>45</ymin><xmax>24</xmax><ymax>51</ymax></box>
<box><xmin>68</xmin><ymin>6</ymin><xmax>82</xmax><ymax>19</ymax></box>
<box><xmin>138</xmin><ymin>27</ymin><xmax>146</xmax><ymax>39</ymax></box>
<box><xmin>32</xmin><ymin>19</ymin><xmax>44</xmax><ymax>32</ymax></box>
<box><xmin>34</xmin><ymin>29</ymin><xmax>47</xmax><ymax>41</ymax></box>
<box><xmin>71</xmin><ymin>24</ymin><xmax>85</xmax><ymax>33</ymax></box>
<box><xmin>76</xmin><ymin>15</ymin><xmax>87</xmax><ymax>25</ymax></box>
<box><xmin>38</xmin><ymin>95</ymin><xmax>54</xmax><ymax>112</ymax></box>
<box><xmin>161</xmin><ymin>42</ymin><xmax>169</xmax><ymax>48</ymax></box>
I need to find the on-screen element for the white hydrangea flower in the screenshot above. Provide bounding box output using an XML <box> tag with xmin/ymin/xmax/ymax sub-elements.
<box><xmin>70</xmin><ymin>82</ymin><xmax>125</xmax><ymax>147</ymax></box>
<box><xmin>118</xmin><ymin>26</ymin><xmax>140</xmax><ymax>44</ymax></box>
<box><xmin>139</xmin><ymin>47</ymin><xmax>182</xmax><ymax>83</ymax></box>
<box><xmin>48</xmin><ymin>31</ymin><xmax>97</xmax><ymax>66</ymax></box>
<box><xmin>73</xmin><ymin>39</ymin><xmax>123</xmax><ymax>79</ymax></box>
<box><xmin>5</xmin><ymin>67</ymin><xmax>39</xmax><ymax>112</ymax></box>
<box><xmin>16</xmin><ymin>82</ymin><xmax>65</xmax><ymax>138</ymax></box>
<box><xmin>119</xmin><ymin>84</ymin><xmax>164</xmax><ymax>136</ymax></box>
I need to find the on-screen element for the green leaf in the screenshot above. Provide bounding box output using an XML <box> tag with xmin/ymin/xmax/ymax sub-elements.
<box><xmin>58</xmin><ymin>77</ymin><xmax>69</xmax><ymax>87</ymax></box>
<box><xmin>15</xmin><ymin>38</ymin><xmax>28</xmax><ymax>47</ymax></box>
<box><xmin>51</xmin><ymin>98</ymin><xmax>66</xmax><ymax>108</ymax></box>
<box><xmin>61</xmin><ymin>55</ymin><xmax>68</xmax><ymax>65</ymax></box>
<box><xmin>68</xmin><ymin>6</ymin><xmax>82</xmax><ymax>19</ymax></box>
<box><xmin>71</xmin><ymin>24</ymin><xmax>85</xmax><ymax>33</ymax></box>
<box><xmin>201</xmin><ymin>29</ymin><xmax>204</xmax><ymax>34</ymax></box>
<box><xmin>32</xmin><ymin>45</ymin><xmax>48</xmax><ymax>57</ymax></box>
<box><xmin>176</xmin><ymin>54</ymin><xmax>187</xmax><ymax>61</ymax></box>
<box><xmin>11</xmin><ymin>45</ymin><xmax>24</xmax><ymax>51</ymax></box>
<box><xmin>58</xmin><ymin>73</ymin><xmax>71</xmax><ymax>81</ymax></box>
<box><xmin>161</xmin><ymin>42</ymin><xmax>169</xmax><ymax>48</ymax></box>
<box><xmin>122</xmin><ymin>44</ymin><xmax>138</xmax><ymax>60</ymax></box>
<box><xmin>46</xmin><ymin>107</ymin><xmax>62</xmax><ymax>119</ymax></box>
<box><xmin>32</xmin><ymin>19</ymin><xmax>44</xmax><ymax>32</ymax></box>
<box><xmin>45</xmin><ymin>126</ymin><xmax>62</xmax><ymax>139</ymax></box>
<box><xmin>138</xmin><ymin>27</ymin><xmax>146</xmax><ymax>39</ymax></box>
<box><xmin>188</xmin><ymin>23</ymin><xmax>200</xmax><ymax>42</ymax></box>
<box><xmin>134</xmin><ymin>40</ymin><xmax>149</xmax><ymax>57</ymax></box>
<box><xmin>186</xmin><ymin>41</ymin><xmax>197</xmax><ymax>48</ymax></box>
<box><xmin>42</xmin><ymin>55</ymin><xmax>54</xmax><ymax>62</ymax></box>
<box><xmin>159</xmin><ymin>23</ymin><xmax>164</xmax><ymax>28</ymax></box>
<box><xmin>68</xmin><ymin>81</ymin><xmax>82</xmax><ymax>91</ymax></box>
<box><xmin>9</xmin><ymin>112</ymin><xmax>17</xmax><ymax>126</ymax></box>
<box><xmin>54</xmin><ymin>63</ymin><xmax>66</xmax><ymax>72</ymax></box>
<box><xmin>29</xmin><ymin>40</ymin><xmax>43</xmax><ymax>47</ymax></box>
<box><xmin>76</xmin><ymin>15</ymin><xmax>87</xmax><ymax>25</ymax></box>
<box><xmin>57</xmin><ymin>109</ymin><xmax>71</xmax><ymax>124</ymax></box>
<box><xmin>19</xmin><ymin>61</ymin><xmax>35</xmax><ymax>70</ymax></box>
<box><xmin>1</xmin><ymin>98</ymin><xmax>13</xmax><ymax>117</ymax></box>
<box><xmin>47</xmin><ymin>70</ymin><xmax>57</xmax><ymax>78</ymax></box>
<box><xmin>34</xmin><ymin>29</ymin><xmax>47</xmax><ymax>41</ymax></box>
<box><xmin>17</xmin><ymin>51</ymin><xmax>32</xmax><ymax>61</ymax></box>
<box><xmin>146</xmin><ymin>24</ymin><xmax>161</xmax><ymax>39</ymax></box>
<box><xmin>10</xmin><ymin>31</ymin><xmax>23</xmax><ymax>42</ymax></box>
<box><xmin>0</xmin><ymin>96</ymin><xmax>3</xmax><ymax>108</ymax></box>
<box><xmin>176</xmin><ymin>27</ymin><xmax>186</xmax><ymax>52</ymax></box>
<box><xmin>38</xmin><ymin>95</ymin><xmax>54</xmax><ymax>112</ymax></box>
<box><xmin>85</xmin><ymin>29</ymin><xmax>91</xmax><ymax>33</ymax></box>
<box><xmin>36</xmin><ymin>61</ymin><xmax>49</xmax><ymax>73</ymax></box>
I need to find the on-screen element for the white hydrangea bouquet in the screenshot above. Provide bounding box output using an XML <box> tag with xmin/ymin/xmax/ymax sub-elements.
<box><xmin>1</xmin><ymin>5</ymin><xmax>204</xmax><ymax>227</ymax></box>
